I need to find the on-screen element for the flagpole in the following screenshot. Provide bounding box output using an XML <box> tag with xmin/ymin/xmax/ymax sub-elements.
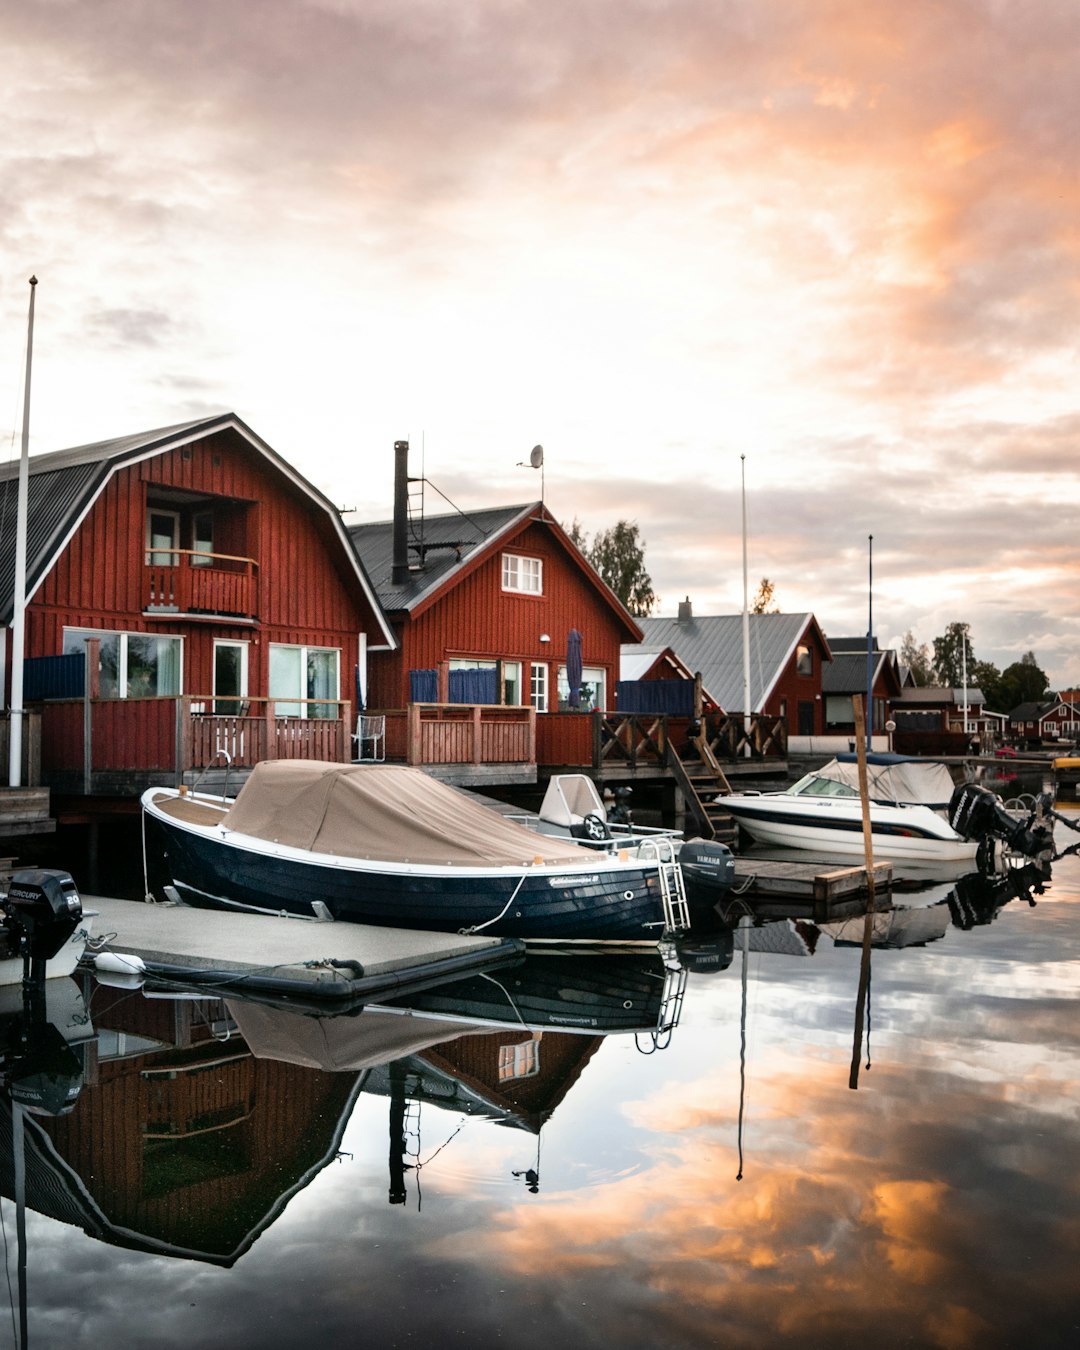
<box><xmin>9</xmin><ymin>276</ymin><xmax>37</xmax><ymax>787</ymax></box>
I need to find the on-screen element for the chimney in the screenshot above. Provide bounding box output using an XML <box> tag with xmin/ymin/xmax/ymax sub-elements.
<box><xmin>677</xmin><ymin>596</ymin><xmax>693</xmax><ymax>622</ymax></box>
<box><xmin>392</xmin><ymin>440</ymin><xmax>409</xmax><ymax>585</ymax></box>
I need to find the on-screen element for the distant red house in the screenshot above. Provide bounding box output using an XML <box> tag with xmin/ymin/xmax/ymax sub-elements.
<box><xmin>348</xmin><ymin>443</ymin><xmax>643</xmax><ymax>777</ymax></box>
<box><xmin>0</xmin><ymin>414</ymin><xmax>394</xmax><ymax>798</ymax></box>
<box><xmin>632</xmin><ymin>604</ymin><xmax>832</xmax><ymax>736</ymax></box>
<box><xmin>1007</xmin><ymin>699</ymin><xmax>1080</xmax><ymax>747</ymax></box>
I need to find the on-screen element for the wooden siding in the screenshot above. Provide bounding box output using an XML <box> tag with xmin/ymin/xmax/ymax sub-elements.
<box><xmin>368</xmin><ymin>518</ymin><xmax>627</xmax><ymax>730</ymax></box>
<box><xmin>24</xmin><ymin>428</ymin><xmax>381</xmax><ymax>715</ymax></box>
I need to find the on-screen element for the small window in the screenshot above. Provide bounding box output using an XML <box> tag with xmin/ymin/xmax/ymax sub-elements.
<box><xmin>192</xmin><ymin>511</ymin><xmax>214</xmax><ymax>567</ymax></box>
<box><xmin>531</xmin><ymin>662</ymin><xmax>548</xmax><ymax>713</ymax></box>
<box><xmin>146</xmin><ymin>510</ymin><xmax>180</xmax><ymax>566</ymax></box>
<box><xmin>498</xmin><ymin>1040</ymin><xmax>540</xmax><ymax>1081</ymax></box>
<box><xmin>502</xmin><ymin>553</ymin><xmax>543</xmax><ymax>595</ymax></box>
<box><xmin>796</xmin><ymin>644</ymin><xmax>813</xmax><ymax>676</ymax></box>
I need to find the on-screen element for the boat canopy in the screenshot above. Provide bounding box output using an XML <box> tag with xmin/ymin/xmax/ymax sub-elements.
<box><xmin>815</xmin><ymin>756</ymin><xmax>956</xmax><ymax>808</ymax></box>
<box><xmin>222</xmin><ymin>761</ymin><xmax>592</xmax><ymax>866</ymax></box>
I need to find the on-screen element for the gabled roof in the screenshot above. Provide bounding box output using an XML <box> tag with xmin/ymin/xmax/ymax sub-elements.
<box><xmin>635</xmin><ymin>612</ymin><xmax>829</xmax><ymax>712</ymax></box>
<box><xmin>348</xmin><ymin>501</ymin><xmax>643</xmax><ymax>639</ymax></box>
<box><xmin>0</xmin><ymin>413</ymin><xmax>396</xmax><ymax>646</ymax></box>
<box><xmin>820</xmin><ymin>639</ymin><xmax>900</xmax><ymax>696</ymax></box>
<box><xmin>1009</xmin><ymin>699</ymin><xmax>1072</xmax><ymax>721</ymax></box>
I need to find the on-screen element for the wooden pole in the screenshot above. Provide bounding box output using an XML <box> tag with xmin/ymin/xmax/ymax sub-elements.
<box><xmin>849</xmin><ymin>694</ymin><xmax>877</xmax><ymax>1088</ymax></box>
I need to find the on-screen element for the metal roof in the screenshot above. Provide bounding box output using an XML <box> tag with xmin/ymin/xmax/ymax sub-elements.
<box><xmin>348</xmin><ymin>503</ymin><xmax>534</xmax><ymax>612</ymax></box>
<box><xmin>0</xmin><ymin>412</ymin><xmax>395</xmax><ymax>645</ymax></box>
<box><xmin>634</xmin><ymin>612</ymin><xmax>824</xmax><ymax>712</ymax></box>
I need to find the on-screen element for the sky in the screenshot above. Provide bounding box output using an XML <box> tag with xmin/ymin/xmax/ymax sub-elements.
<box><xmin>2</xmin><ymin>0</ymin><xmax>1078</xmax><ymax>689</ymax></box>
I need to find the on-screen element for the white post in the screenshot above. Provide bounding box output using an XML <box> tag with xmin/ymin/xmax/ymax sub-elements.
<box><xmin>740</xmin><ymin>455</ymin><xmax>751</xmax><ymax>757</ymax></box>
<box><xmin>9</xmin><ymin>277</ymin><xmax>37</xmax><ymax>787</ymax></box>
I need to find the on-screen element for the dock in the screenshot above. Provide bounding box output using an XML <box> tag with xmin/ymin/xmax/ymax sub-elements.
<box><xmin>80</xmin><ymin>895</ymin><xmax>523</xmax><ymax>1005</ymax></box>
<box><xmin>722</xmin><ymin>857</ymin><xmax>893</xmax><ymax>923</ymax></box>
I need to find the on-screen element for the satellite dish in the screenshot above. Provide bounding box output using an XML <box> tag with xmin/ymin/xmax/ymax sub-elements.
<box><xmin>530</xmin><ymin>445</ymin><xmax>544</xmax><ymax>469</ymax></box>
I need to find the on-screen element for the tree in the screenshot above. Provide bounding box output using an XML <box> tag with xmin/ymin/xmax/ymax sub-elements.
<box><xmin>567</xmin><ymin>518</ymin><xmax>658</xmax><ymax>616</ymax></box>
<box><xmin>932</xmin><ymin>622</ymin><xmax>974</xmax><ymax>688</ymax></box>
<box><xmin>996</xmin><ymin>653</ymin><xmax>1052</xmax><ymax>711</ymax></box>
<box><xmin>750</xmin><ymin>577</ymin><xmax>780</xmax><ymax>614</ymax></box>
<box><xmin>970</xmin><ymin>659</ymin><xmax>1004</xmax><ymax>710</ymax></box>
<box><xmin>900</xmin><ymin>630</ymin><xmax>932</xmax><ymax>685</ymax></box>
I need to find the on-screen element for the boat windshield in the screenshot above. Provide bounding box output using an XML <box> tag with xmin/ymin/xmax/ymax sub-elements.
<box><xmin>788</xmin><ymin>773</ymin><xmax>860</xmax><ymax>798</ymax></box>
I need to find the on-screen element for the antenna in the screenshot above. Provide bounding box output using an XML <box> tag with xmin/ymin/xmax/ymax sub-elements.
<box><xmin>517</xmin><ymin>443</ymin><xmax>545</xmax><ymax>508</ymax></box>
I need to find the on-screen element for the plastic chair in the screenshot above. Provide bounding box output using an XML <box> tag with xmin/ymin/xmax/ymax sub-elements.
<box><xmin>353</xmin><ymin>714</ymin><xmax>386</xmax><ymax>761</ymax></box>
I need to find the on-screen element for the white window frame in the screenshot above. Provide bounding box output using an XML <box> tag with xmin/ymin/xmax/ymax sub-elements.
<box><xmin>146</xmin><ymin>509</ymin><xmax>180</xmax><ymax>566</ymax></box>
<box><xmin>556</xmin><ymin>664</ymin><xmax>606</xmax><ymax>712</ymax></box>
<box><xmin>213</xmin><ymin>640</ymin><xmax>249</xmax><ymax>714</ymax></box>
<box><xmin>62</xmin><ymin>626</ymin><xmax>184</xmax><ymax>699</ymax></box>
<box><xmin>269</xmin><ymin>643</ymin><xmax>341</xmax><ymax>718</ymax></box>
<box><xmin>502</xmin><ymin>660</ymin><xmax>523</xmax><ymax>706</ymax></box>
<box><xmin>531</xmin><ymin>661</ymin><xmax>548</xmax><ymax>713</ymax></box>
<box><xmin>502</xmin><ymin>553</ymin><xmax>543</xmax><ymax>595</ymax></box>
<box><xmin>498</xmin><ymin>1039</ymin><xmax>540</xmax><ymax>1081</ymax></box>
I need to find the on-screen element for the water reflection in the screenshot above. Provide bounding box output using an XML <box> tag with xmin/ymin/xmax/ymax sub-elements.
<box><xmin>2</xmin><ymin>846</ymin><xmax>1078</xmax><ymax>1348</ymax></box>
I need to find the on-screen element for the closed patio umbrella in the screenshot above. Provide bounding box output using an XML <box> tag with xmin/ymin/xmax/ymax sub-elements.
<box><xmin>567</xmin><ymin>628</ymin><xmax>583</xmax><ymax>708</ymax></box>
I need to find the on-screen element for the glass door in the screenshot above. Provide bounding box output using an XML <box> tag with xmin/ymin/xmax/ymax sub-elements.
<box><xmin>213</xmin><ymin>641</ymin><xmax>248</xmax><ymax>715</ymax></box>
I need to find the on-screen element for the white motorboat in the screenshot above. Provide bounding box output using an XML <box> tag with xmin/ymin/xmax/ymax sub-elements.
<box><xmin>718</xmin><ymin>753</ymin><xmax>1051</xmax><ymax>863</ymax></box>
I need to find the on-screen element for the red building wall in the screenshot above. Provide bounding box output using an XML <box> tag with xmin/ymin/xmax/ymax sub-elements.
<box><xmin>24</xmin><ymin>428</ymin><xmax>380</xmax><ymax>704</ymax></box>
<box><xmin>368</xmin><ymin>518</ymin><xmax>634</xmax><ymax>713</ymax></box>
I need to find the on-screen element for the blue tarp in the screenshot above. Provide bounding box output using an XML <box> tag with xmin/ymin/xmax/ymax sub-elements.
<box><xmin>24</xmin><ymin>653</ymin><xmax>85</xmax><ymax>700</ymax></box>
<box><xmin>408</xmin><ymin>667</ymin><xmax>500</xmax><ymax>704</ymax></box>
<box><xmin>615</xmin><ymin>679</ymin><xmax>694</xmax><ymax>715</ymax></box>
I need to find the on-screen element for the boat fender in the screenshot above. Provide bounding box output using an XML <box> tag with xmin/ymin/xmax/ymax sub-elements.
<box><xmin>328</xmin><ymin>959</ymin><xmax>365</xmax><ymax>977</ymax></box>
<box><xmin>94</xmin><ymin>951</ymin><xmax>147</xmax><ymax>977</ymax></box>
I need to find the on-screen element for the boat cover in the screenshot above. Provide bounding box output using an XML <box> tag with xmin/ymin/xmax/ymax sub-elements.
<box><xmin>221</xmin><ymin>761</ymin><xmax>594</xmax><ymax>866</ymax></box>
<box><xmin>817</xmin><ymin>756</ymin><xmax>956</xmax><ymax>808</ymax></box>
<box><xmin>227</xmin><ymin>1000</ymin><xmax>495</xmax><ymax>1071</ymax></box>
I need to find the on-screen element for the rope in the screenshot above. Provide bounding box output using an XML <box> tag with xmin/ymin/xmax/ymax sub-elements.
<box><xmin>458</xmin><ymin>872</ymin><xmax>528</xmax><ymax>934</ymax></box>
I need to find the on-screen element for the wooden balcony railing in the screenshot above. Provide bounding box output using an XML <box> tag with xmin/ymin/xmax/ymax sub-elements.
<box><xmin>144</xmin><ymin>549</ymin><xmax>259</xmax><ymax>619</ymax></box>
<box><xmin>397</xmin><ymin>703</ymin><xmax>536</xmax><ymax>765</ymax></box>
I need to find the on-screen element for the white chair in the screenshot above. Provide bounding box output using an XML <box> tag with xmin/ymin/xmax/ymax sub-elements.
<box><xmin>352</xmin><ymin>714</ymin><xmax>386</xmax><ymax>761</ymax></box>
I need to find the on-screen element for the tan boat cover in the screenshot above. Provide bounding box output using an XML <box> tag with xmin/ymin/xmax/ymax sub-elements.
<box><xmin>818</xmin><ymin>757</ymin><xmax>956</xmax><ymax>808</ymax></box>
<box><xmin>222</xmin><ymin>761</ymin><xmax>594</xmax><ymax>866</ymax></box>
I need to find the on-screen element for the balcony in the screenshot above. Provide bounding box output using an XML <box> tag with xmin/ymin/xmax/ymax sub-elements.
<box><xmin>144</xmin><ymin>549</ymin><xmax>259</xmax><ymax>621</ymax></box>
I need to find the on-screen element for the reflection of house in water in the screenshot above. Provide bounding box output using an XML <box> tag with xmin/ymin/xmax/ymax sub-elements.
<box><xmin>0</xmin><ymin>978</ymin><xmax>363</xmax><ymax>1266</ymax></box>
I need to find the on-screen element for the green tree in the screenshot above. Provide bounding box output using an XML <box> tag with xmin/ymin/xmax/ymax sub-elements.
<box><xmin>900</xmin><ymin>630</ymin><xmax>932</xmax><ymax>685</ymax></box>
<box><xmin>996</xmin><ymin>652</ymin><xmax>1052</xmax><ymax>711</ymax></box>
<box><xmin>750</xmin><ymin>577</ymin><xmax>779</xmax><ymax>614</ymax></box>
<box><xmin>932</xmin><ymin>622</ymin><xmax>974</xmax><ymax>687</ymax></box>
<box><xmin>567</xmin><ymin>519</ymin><xmax>658</xmax><ymax>616</ymax></box>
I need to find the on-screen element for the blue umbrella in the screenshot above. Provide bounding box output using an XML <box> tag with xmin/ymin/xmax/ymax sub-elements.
<box><xmin>567</xmin><ymin>628</ymin><xmax>583</xmax><ymax>709</ymax></box>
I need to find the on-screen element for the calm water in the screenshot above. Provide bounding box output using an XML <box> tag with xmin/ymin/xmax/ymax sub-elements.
<box><xmin>3</xmin><ymin>819</ymin><xmax>1080</xmax><ymax>1350</ymax></box>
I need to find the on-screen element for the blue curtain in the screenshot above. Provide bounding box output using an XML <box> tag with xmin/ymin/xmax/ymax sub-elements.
<box><xmin>24</xmin><ymin>653</ymin><xmax>85</xmax><ymax>700</ymax></box>
<box><xmin>616</xmin><ymin>679</ymin><xmax>694</xmax><ymax>715</ymax></box>
<box><xmin>409</xmin><ymin>668</ymin><xmax>439</xmax><ymax>702</ymax></box>
<box><xmin>449</xmin><ymin>667</ymin><xmax>499</xmax><ymax>705</ymax></box>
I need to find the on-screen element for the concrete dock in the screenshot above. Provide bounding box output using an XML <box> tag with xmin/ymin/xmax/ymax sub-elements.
<box><xmin>80</xmin><ymin>894</ymin><xmax>523</xmax><ymax>1004</ymax></box>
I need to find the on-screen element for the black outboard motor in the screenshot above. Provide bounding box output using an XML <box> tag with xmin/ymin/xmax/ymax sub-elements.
<box><xmin>1</xmin><ymin>869</ymin><xmax>83</xmax><ymax>988</ymax></box>
<box><xmin>948</xmin><ymin>784</ymin><xmax>1053</xmax><ymax>860</ymax></box>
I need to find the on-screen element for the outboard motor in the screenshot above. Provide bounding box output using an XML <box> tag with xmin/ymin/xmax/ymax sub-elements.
<box><xmin>680</xmin><ymin>839</ymin><xmax>736</xmax><ymax>893</ymax></box>
<box><xmin>948</xmin><ymin>784</ymin><xmax>1053</xmax><ymax>860</ymax></box>
<box><xmin>1</xmin><ymin>869</ymin><xmax>83</xmax><ymax>988</ymax></box>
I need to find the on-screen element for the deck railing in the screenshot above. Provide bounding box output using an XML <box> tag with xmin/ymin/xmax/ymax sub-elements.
<box><xmin>399</xmin><ymin>703</ymin><xmax>536</xmax><ymax>765</ymax></box>
<box><xmin>144</xmin><ymin>549</ymin><xmax>259</xmax><ymax>619</ymax></box>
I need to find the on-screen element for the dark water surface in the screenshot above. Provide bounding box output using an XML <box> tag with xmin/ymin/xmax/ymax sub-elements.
<box><xmin>3</xmin><ymin>822</ymin><xmax>1080</xmax><ymax>1350</ymax></box>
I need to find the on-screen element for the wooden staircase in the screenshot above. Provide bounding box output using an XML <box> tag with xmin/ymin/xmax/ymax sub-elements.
<box><xmin>667</xmin><ymin>736</ymin><xmax>739</xmax><ymax>844</ymax></box>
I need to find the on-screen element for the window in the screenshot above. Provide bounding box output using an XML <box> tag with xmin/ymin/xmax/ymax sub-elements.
<box><xmin>146</xmin><ymin>510</ymin><xmax>180</xmax><ymax>566</ymax></box>
<box><xmin>557</xmin><ymin>664</ymin><xmax>606</xmax><ymax>712</ymax></box>
<box><xmin>501</xmin><ymin>660</ymin><xmax>522</xmax><ymax>706</ymax></box>
<box><xmin>530</xmin><ymin>662</ymin><xmax>548</xmax><ymax>713</ymax></box>
<box><xmin>498</xmin><ymin>1039</ymin><xmax>540</xmax><ymax>1081</ymax></box>
<box><xmin>213</xmin><ymin>641</ymin><xmax>249</xmax><ymax>714</ymax></box>
<box><xmin>192</xmin><ymin>511</ymin><xmax>214</xmax><ymax>567</ymax></box>
<box><xmin>269</xmin><ymin>644</ymin><xmax>340</xmax><ymax>718</ymax></box>
<box><xmin>63</xmin><ymin>628</ymin><xmax>182</xmax><ymax>698</ymax></box>
<box><xmin>502</xmin><ymin>553</ymin><xmax>543</xmax><ymax>595</ymax></box>
<box><xmin>796</xmin><ymin>644</ymin><xmax>813</xmax><ymax>676</ymax></box>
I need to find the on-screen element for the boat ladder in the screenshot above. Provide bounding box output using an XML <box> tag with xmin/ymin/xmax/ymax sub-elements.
<box><xmin>637</xmin><ymin>838</ymin><xmax>691</xmax><ymax>933</ymax></box>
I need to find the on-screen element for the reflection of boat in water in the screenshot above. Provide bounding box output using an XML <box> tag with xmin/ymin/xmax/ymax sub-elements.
<box><xmin>719</xmin><ymin>754</ymin><xmax>1054</xmax><ymax>863</ymax></box>
<box><xmin>821</xmin><ymin>904</ymin><xmax>951</xmax><ymax>949</ymax></box>
<box><xmin>143</xmin><ymin>761</ymin><xmax>689</xmax><ymax>944</ymax></box>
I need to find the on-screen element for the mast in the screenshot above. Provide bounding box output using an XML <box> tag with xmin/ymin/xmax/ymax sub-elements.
<box><xmin>9</xmin><ymin>276</ymin><xmax>37</xmax><ymax>787</ymax></box>
<box><xmin>866</xmin><ymin>534</ymin><xmax>873</xmax><ymax>751</ymax></box>
<box><xmin>740</xmin><ymin>455</ymin><xmax>751</xmax><ymax>756</ymax></box>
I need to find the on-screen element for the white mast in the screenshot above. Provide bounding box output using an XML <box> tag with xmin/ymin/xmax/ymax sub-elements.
<box><xmin>740</xmin><ymin>454</ymin><xmax>751</xmax><ymax>756</ymax></box>
<box><xmin>9</xmin><ymin>276</ymin><xmax>37</xmax><ymax>787</ymax></box>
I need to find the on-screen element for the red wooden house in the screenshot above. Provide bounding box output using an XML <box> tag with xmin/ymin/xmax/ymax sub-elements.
<box><xmin>348</xmin><ymin>442</ymin><xmax>643</xmax><ymax>780</ymax></box>
<box><xmin>0</xmin><ymin>413</ymin><xmax>394</xmax><ymax>798</ymax></box>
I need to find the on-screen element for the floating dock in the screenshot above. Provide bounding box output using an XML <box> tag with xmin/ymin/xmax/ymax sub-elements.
<box><xmin>80</xmin><ymin>895</ymin><xmax>523</xmax><ymax>1004</ymax></box>
<box><xmin>724</xmin><ymin>858</ymin><xmax>893</xmax><ymax>922</ymax></box>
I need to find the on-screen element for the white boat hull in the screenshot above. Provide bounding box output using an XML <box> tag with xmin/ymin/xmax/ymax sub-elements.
<box><xmin>721</xmin><ymin>795</ymin><xmax>980</xmax><ymax>862</ymax></box>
